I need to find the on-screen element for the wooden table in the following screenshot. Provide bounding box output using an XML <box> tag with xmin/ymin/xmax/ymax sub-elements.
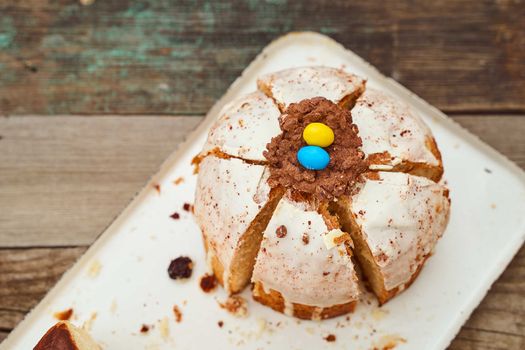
<box><xmin>1</xmin><ymin>1</ymin><xmax>524</xmax><ymax>348</ymax></box>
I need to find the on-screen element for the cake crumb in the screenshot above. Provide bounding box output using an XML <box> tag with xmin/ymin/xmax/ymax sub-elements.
<box><xmin>276</xmin><ymin>225</ymin><xmax>287</xmax><ymax>238</ymax></box>
<box><xmin>140</xmin><ymin>324</ymin><xmax>150</xmax><ymax>333</ymax></box>
<box><xmin>302</xmin><ymin>233</ymin><xmax>310</xmax><ymax>244</ymax></box>
<box><xmin>153</xmin><ymin>184</ymin><xmax>161</xmax><ymax>194</ymax></box>
<box><xmin>255</xmin><ymin>318</ymin><xmax>267</xmax><ymax>339</ymax></box>
<box><xmin>173</xmin><ymin>177</ymin><xmax>184</xmax><ymax>185</ymax></box>
<box><xmin>54</xmin><ymin>308</ymin><xmax>73</xmax><ymax>321</ymax></box>
<box><xmin>158</xmin><ymin>317</ymin><xmax>169</xmax><ymax>339</ymax></box>
<box><xmin>324</xmin><ymin>334</ymin><xmax>336</xmax><ymax>342</ymax></box>
<box><xmin>86</xmin><ymin>259</ymin><xmax>102</xmax><ymax>278</ymax></box>
<box><xmin>323</xmin><ymin>229</ymin><xmax>348</xmax><ymax>249</ymax></box>
<box><xmin>372</xmin><ymin>334</ymin><xmax>407</xmax><ymax>350</ymax></box>
<box><xmin>110</xmin><ymin>299</ymin><xmax>118</xmax><ymax>314</ymax></box>
<box><xmin>219</xmin><ymin>295</ymin><xmax>248</xmax><ymax>318</ymax></box>
<box><xmin>217</xmin><ymin>320</ymin><xmax>224</xmax><ymax>328</ymax></box>
<box><xmin>173</xmin><ymin>305</ymin><xmax>182</xmax><ymax>323</ymax></box>
<box><xmin>183</xmin><ymin>203</ymin><xmax>192</xmax><ymax>212</ymax></box>
<box><xmin>170</xmin><ymin>212</ymin><xmax>180</xmax><ymax>220</ymax></box>
<box><xmin>82</xmin><ymin>312</ymin><xmax>97</xmax><ymax>331</ymax></box>
<box><xmin>167</xmin><ymin>256</ymin><xmax>193</xmax><ymax>280</ymax></box>
<box><xmin>200</xmin><ymin>273</ymin><xmax>218</xmax><ymax>293</ymax></box>
<box><xmin>372</xmin><ymin>308</ymin><xmax>389</xmax><ymax>321</ymax></box>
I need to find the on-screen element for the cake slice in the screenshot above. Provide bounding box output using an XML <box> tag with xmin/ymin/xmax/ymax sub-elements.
<box><xmin>34</xmin><ymin>321</ymin><xmax>100</xmax><ymax>350</ymax></box>
<box><xmin>351</xmin><ymin>88</ymin><xmax>443</xmax><ymax>182</ymax></box>
<box><xmin>200</xmin><ymin>91</ymin><xmax>281</xmax><ymax>162</ymax></box>
<box><xmin>257</xmin><ymin>66</ymin><xmax>366</xmax><ymax>110</ymax></box>
<box><xmin>252</xmin><ymin>194</ymin><xmax>360</xmax><ymax>320</ymax></box>
<box><xmin>193</xmin><ymin>155</ymin><xmax>283</xmax><ymax>293</ymax></box>
<box><xmin>332</xmin><ymin>172</ymin><xmax>450</xmax><ymax>304</ymax></box>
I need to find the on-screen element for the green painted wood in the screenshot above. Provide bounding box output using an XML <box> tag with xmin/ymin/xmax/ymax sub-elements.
<box><xmin>0</xmin><ymin>0</ymin><xmax>524</xmax><ymax>115</ymax></box>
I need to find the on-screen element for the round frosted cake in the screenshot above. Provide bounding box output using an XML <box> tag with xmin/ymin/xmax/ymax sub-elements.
<box><xmin>193</xmin><ymin>66</ymin><xmax>450</xmax><ymax>320</ymax></box>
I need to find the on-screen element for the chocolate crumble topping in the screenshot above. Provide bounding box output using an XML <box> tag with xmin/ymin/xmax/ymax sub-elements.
<box><xmin>276</xmin><ymin>225</ymin><xmax>287</xmax><ymax>238</ymax></box>
<box><xmin>264</xmin><ymin>97</ymin><xmax>368</xmax><ymax>200</ymax></box>
<box><xmin>168</xmin><ymin>256</ymin><xmax>193</xmax><ymax>279</ymax></box>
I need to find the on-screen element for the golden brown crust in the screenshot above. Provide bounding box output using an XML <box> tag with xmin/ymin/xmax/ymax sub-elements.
<box><xmin>34</xmin><ymin>322</ymin><xmax>78</xmax><ymax>350</ymax></box>
<box><xmin>375</xmin><ymin>254</ymin><xmax>431</xmax><ymax>305</ymax></box>
<box><xmin>34</xmin><ymin>321</ymin><xmax>100</xmax><ymax>350</ymax></box>
<box><xmin>252</xmin><ymin>282</ymin><xmax>356</xmax><ymax>320</ymax></box>
<box><xmin>366</xmin><ymin>136</ymin><xmax>444</xmax><ymax>183</ymax></box>
<box><xmin>337</xmin><ymin>84</ymin><xmax>366</xmax><ymax>110</ymax></box>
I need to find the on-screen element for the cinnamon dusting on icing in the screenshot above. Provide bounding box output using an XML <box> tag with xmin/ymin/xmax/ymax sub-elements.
<box><xmin>264</xmin><ymin>97</ymin><xmax>367</xmax><ymax>201</ymax></box>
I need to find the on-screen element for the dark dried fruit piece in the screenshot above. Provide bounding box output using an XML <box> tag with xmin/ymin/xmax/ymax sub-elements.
<box><xmin>168</xmin><ymin>256</ymin><xmax>193</xmax><ymax>279</ymax></box>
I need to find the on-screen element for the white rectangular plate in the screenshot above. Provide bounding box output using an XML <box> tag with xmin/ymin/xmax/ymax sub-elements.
<box><xmin>3</xmin><ymin>32</ymin><xmax>525</xmax><ymax>350</ymax></box>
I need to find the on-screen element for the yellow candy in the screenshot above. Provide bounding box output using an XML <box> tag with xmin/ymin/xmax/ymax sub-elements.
<box><xmin>303</xmin><ymin>122</ymin><xmax>334</xmax><ymax>147</ymax></box>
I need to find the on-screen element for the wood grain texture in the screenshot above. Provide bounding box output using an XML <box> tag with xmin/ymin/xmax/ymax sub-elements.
<box><xmin>0</xmin><ymin>115</ymin><xmax>201</xmax><ymax>246</ymax></box>
<box><xmin>0</xmin><ymin>0</ymin><xmax>524</xmax><ymax>115</ymax></box>
<box><xmin>0</xmin><ymin>247</ymin><xmax>87</xmax><ymax>343</ymax></box>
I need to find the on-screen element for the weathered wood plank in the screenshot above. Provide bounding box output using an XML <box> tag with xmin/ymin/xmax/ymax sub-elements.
<box><xmin>0</xmin><ymin>245</ymin><xmax>523</xmax><ymax>348</ymax></box>
<box><xmin>0</xmin><ymin>247</ymin><xmax>87</xmax><ymax>317</ymax></box>
<box><xmin>0</xmin><ymin>115</ymin><xmax>202</xmax><ymax>247</ymax></box>
<box><xmin>0</xmin><ymin>0</ymin><xmax>524</xmax><ymax>115</ymax></box>
<box><xmin>1</xmin><ymin>115</ymin><xmax>524</xmax><ymax>247</ymax></box>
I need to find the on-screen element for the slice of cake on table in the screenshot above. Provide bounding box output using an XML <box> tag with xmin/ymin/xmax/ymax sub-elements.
<box><xmin>252</xmin><ymin>194</ymin><xmax>360</xmax><ymax>320</ymax></box>
<box><xmin>193</xmin><ymin>155</ymin><xmax>283</xmax><ymax>293</ymax></box>
<box><xmin>257</xmin><ymin>66</ymin><xmax>366</xmax><ymax>110</ymax></box>
<box><xmin>332</xmin><ymin>172</ymin><xmax>450</xmax><ymax>304</ymax></box>
<box><xmin>200</xmin><ymin>91</ymin><xmax>281</xmax><ymax>162</ymax></box>
<box><xmin>351</xmin><ymin>88</ymin><xmax>443</xmax><ymax>182</ymax></box>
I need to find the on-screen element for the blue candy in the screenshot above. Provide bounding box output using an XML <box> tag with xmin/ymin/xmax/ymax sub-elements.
<box><xmin>297</xmin><ymin>146</ymin><xmax>330</xmax><ymax>170</ymax></box>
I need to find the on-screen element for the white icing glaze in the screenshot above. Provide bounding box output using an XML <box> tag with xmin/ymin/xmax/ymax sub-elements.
<box><xmin>257</xmin><ymin>66</ymin><xmax>365</xmax><ymax>108</ymax></box>
<box><xmin>193</xmin><ymin>156</ymin><xmax>270</xmax><ymax>291</ymax></box>
<box><xmin>252</xmin><ymin>196</ymin><xmax>360</xmax><ymax>307</ymax></box>
<box><xmin>350</xmin><ymin>172</ymin><xmax>450</xmax><ymax>290</ymax></box>
<box><xmin>351</xmin><ymin>88</ymin><xmax>439</xmax><ymax>166</ymax></box>
<box><xmin>202</xmin><ymin>91</ymin><xmax>281</xmax><ymax>161</ymax></box>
